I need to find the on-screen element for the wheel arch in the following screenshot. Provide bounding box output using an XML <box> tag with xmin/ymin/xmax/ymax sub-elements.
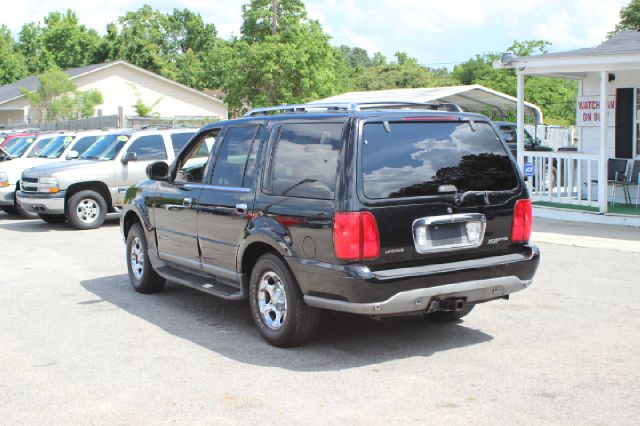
<box><xmin>65</xmin><ymin>181</ymin><xmax>112</xmax><ymax>212</ymax></box>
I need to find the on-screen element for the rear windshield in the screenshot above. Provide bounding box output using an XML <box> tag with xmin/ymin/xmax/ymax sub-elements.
<box><xmin>361</xmin><ymin>121</ymin><xmax>517</xmax><ymax>199</ymax></box>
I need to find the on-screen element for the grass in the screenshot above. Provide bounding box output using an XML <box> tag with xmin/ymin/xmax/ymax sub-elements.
<box><xmin>534</xmin><ymin>201</ymin><xmax>640</xmax><ymax>216</ymax></box>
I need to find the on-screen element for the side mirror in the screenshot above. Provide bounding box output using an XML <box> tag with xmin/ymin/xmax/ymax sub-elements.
<box><xmin>146</xmin><ymin>161</ymin><xmax>169</xmax><ymax>181</ymax></box>
<box><xmin>66</xmin><ymin>150</ymin><xmax>79</xmax><ymax>160</ymax></box>
<box><xmin>121</xmin><ymin>151</ymin><xmax>138</xmax><ymax>164</ymax></box>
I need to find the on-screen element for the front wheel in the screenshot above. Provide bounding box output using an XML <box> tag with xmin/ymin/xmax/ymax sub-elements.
<box><xmin>249</xmin><ymin>253</ymin><xmax>320</xmax><ymax>347</ymax></box>
<box><xmin>39</xmin><ymin>214</ymin><xmax>66</xmax><ymax>224</ymax></box>
<box><xmin>126</xmin><ymin>223</ymin><xmax>165</xmax><ymax>293</ymax></box>
<box><xmin>66</xmin><ymin>190</ymin><xmax>107</xmax><ymax>229</ymax></box>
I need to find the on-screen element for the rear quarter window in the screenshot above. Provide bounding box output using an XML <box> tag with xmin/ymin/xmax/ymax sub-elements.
<box><xmin>361</xmin><ymin>120</ymin><xmax>518</xmax><ymax>199</ymax></box>
<box><xmin>267</xmin><ymin>123</ymin><xmax>344</xmax><ymax>200</ymax></box>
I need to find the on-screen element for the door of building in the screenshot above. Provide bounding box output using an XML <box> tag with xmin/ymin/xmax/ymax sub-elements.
<box><xmin>615</xmin><ymin>88</ymin><xmax>634</xmax><ymax>159</ymax></box>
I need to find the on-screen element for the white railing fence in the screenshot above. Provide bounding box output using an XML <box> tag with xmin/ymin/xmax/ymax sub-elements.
<box><xmin>524</xmin><ymin>152</ymin><xmax>600</xmax><ymax>207</ymax></box>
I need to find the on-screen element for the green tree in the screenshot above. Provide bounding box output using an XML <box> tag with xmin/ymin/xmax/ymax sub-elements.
<box><xmin>20</xmin><ymin>68</ymin><xmax>103</xmax><ymax>121</ymax></box>
<box><xmin>240</xmin><ymin>0</ymin><xmax>307</xmax><ymax>42</ymax></box>
<box><xmin>17</xmin><ymin>10</ymin><xmax>101</xmax><ymax>73</ymax></box>
<box><xmin>0</xmin><ymin>25</ymin><xmax>28</xmax><ymax>84</ymax></box>
<box><xmin>610</xmin><ymin>0</ymin><xmax>640</xmax><ymax>34</ymax></box>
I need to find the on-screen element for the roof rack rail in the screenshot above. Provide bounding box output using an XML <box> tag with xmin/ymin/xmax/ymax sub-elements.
<box><xmin>243</xmin><ymin>101</ymin><xmax>461</xmax><ymax>117</ymax></box>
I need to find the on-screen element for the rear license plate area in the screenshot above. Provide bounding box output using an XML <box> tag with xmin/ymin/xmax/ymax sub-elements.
<box><xmin>428</xmin><ymin>223</ymin><xmax>465</xmax><ymax>247</ymax></box>
<box><xmin>412</xmin><ymin>213</ymin><xmax>486</xmax><ymax>254</ymax></box>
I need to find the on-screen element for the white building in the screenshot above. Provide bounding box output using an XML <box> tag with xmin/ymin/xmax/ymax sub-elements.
<box><xmin>0</xmin><ymin>60</ymin><xmax>228</xmax><ymax>124</ymax></box>
<box><xmin>495</xmin><ymin>31</ymin><xmax>640</xmax><ymax>224</ymax></box>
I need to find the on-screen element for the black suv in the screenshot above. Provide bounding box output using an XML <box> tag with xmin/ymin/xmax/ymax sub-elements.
<box><xmin>121</xmin><ymin>102</ymin><xmax>540</xmax><ymax>347</ymax></box>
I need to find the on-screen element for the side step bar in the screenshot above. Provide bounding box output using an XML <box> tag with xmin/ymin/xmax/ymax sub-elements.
<box><xmin>155</xmin><ymin>265</ymin><xmax>247</xmax><ymax>301</ymax></box>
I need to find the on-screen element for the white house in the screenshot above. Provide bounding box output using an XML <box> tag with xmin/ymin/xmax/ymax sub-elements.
<box><xmin>495</xmin><ymin>31</ymin><xmax>640</xmax><ymax>224</ymax></box>
<box><xmin>0</xmin><ymin>61</ymin><xmax>228</xmax><ymax>124</ymax></box>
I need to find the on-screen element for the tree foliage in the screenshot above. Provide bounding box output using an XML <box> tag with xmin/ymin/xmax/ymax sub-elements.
<box><xmin>610</xmin><ymin>0</ymin><xmax>640</xmax><ymax>34</ymax></box>
<box><xmin>20</xmin><ymin>68</ymin><xmax>103</xmax><ymax>122</ymax></box>
<box><xmin>0</xmin><ymin>25</ymin><xmax>27</xmax><ymax>84</ymax></box>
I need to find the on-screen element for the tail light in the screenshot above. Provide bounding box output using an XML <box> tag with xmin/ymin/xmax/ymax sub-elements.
<box><xmin>333</xmin><ymin>212</ymin><xmax>379</xmax><ymax>260</ymax></box>
<box><xmin>511</xmin><ymin>199</ymin><xmax>532</xmax><ymax>242</ymax></box>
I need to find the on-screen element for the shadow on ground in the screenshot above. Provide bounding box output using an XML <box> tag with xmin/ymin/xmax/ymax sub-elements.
<box><xmin>81</xmin><ymin>274</ymin><xmax>493</xmax><ymax>371</ymax></box>
<box><xmin>0</xmin><ymin>215</ymin><xmax>120</xmax><ymax>233</ymax></box>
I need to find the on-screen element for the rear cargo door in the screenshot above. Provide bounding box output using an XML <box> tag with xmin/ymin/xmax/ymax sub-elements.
<box><xmin>358</xmin><ymin>119</ymin><xmax>523</xmax><ymax>269</ymax></box>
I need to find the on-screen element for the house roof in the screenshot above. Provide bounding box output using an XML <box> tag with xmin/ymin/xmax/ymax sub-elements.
<box><xmin>494</xmin><ymin>31</ymin><xmax>640</xmax><ymax>77</ymax></box>
<box><xmin>314</xmin><ymin>84</ymin><xmax>543</xmax><ymax>123</ymax></box>
<box><xmin>0</xmin><ymin>61</ymin><xmax>225</xmax><ymax>106</ymax></box>
<box><xmin>525</xmin><ymin>30</ymin><xmax>640</xmax><ymax>59</ymax></box>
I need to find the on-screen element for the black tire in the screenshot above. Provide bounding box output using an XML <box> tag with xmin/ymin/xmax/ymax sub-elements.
<box><xmin>38</xmin><ymin>214</ymin><xmax>66</xmax><ymax>224</ymax></box>
<box><xmin>249</xmin><ymin>253</ymin><xmax>320</xmax><ymax>347</ymax></box>
<box><xmin>66</xmin><ymin>190</ymin><xmax>107</xmax><ymax>230</ymax></box>
<box><xmin>426</xmin><ymin>303</ymin><xmax>475</xmax><ymax>322</ymax></box>
<box><xmin>1</xmin><ymin>206</ymin><xmax>17</xmax><ymax>215</ymax></box>
<box><xmin>14</xmin><ymin>193</ymin><xmax>37</xmax><ymax>219</ymax></box>
<box><xmin>126</xmin><ymin>223</ymin><xmax>165</xmax><ymax>293</ymax></box>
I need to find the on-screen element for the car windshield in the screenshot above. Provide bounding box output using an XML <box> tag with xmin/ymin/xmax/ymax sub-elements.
<box><xmin>3</xmin><ymin>137</ymin><xmax>25</xmax><ymax>151</ymax></box>
<box><xmin>27</xmin><ymin>138</ymin><xmax>55</xmax><ymax>158</ymax></box>
<box><xmin>7</xmin><ymin>136</ymin><xmax>41</xmax><ymax>157</ymax></box>
<box><xmin>37</xmin><ymin>135</ymin><xmax>76</xmax><ymax>159</ymax></box>
<box><xmin>361</xmin><ymin>120</ymin><xmax>518</xmax><ymax>199</ymax></box>
<box><xmin>80</xmin><ymin>134</ymin><xmax>130</xmax><ymax>160</ymax></box>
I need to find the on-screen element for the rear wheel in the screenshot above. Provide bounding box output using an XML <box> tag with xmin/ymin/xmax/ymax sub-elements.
<box><xmin>126</xmin><ymin>223</ymin><xmax>165</xmax><ymax>293</ymax></box>
<box><xmin>249</xmin><ymin>253</ymin><xmax>320</xmax><ymax>347</ymax></box>
<box><xmin>66</xmin><ymin>190</ymin><xmax>107</xmax><ymax>229</ymax></box>
<box><xmin>39</xmin><ymin>214</ymin><xmax>66</xmax><ymax>224</ymax></box>
<box><xmin>426</xmin><ymin>304</ymin><xmax>475</xmax><ymax>321</ymax></box>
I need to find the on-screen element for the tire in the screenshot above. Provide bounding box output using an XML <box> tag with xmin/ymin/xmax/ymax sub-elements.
<box><xmin>249</xmin><ymin>253</ymin><xmax>320</xmax><ymax>347</ymax></box>
<box><xmin>1</xmin><ymin>206</ymin><xmax>17</xmax><ymax>215</ymax></box>
<box><xmin>126</xmin><ymin>223</ymin><xmax>165</xmax><ymax>293</ymax></box>
<box><xmin>426</xmin><ymin>303</ymin><xmax>475</xmax><ymax>322</ymax></box>
<box><xmin>66</xmin><ymin>190</ymin><xmax>107</xmax><ymax>230</ymax></box>
<box><xmin>14</xmin><ymin>193</ymin><xmax>38</xmax><ymax>219</ymax></box>
<box><xmin>38</xmin><ymin>214</ymin><xmax>66</xmax><ymax>224</ymax></box>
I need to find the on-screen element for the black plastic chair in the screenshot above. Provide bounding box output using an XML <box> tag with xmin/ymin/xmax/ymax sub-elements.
<box><xmin>592</xmin><ymin>159</ymin><xmax>629</xmax><ymax>206</ymax></box>
<box><xmin>623</xmin><ymin>160</ymin><xmax>640</xmax><ymax>208</ymax></box>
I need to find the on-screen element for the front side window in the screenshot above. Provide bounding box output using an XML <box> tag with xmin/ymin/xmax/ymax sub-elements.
<box><xmin>80</xmin><ymin>134</ymin><xmax>131</xmax><ymax>160</ymax></box>
<box><xmin>267</xmin><ymin>123</ymin><xmax>344</xmax><ymax>200</ymax></box>
<box><xmin>174</xmin><ymin>130</ymin><xmax>219</xmax><ymax>184</ymax></box>
<box><xmin>125</xmin><ymin>135</ymin><xmax>167</xmax><ymax>161</ymax></box>
<box><xmin>362</xmin><ymin>121</ymin><xmax>517</xmax><ymax>200</ymax></box>
<box><xmin>210</xmin><ymin>126</ymin><xmax>259</xmax><ymax>187</ymax></box>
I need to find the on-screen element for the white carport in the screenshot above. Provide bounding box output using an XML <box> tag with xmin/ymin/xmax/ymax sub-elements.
<box><xmin>494</xmin><ymin>30</ymin><xmax>640</xmax><ymax>215</ymax></box>
<box><xmin>315</xmin><ymin>85</ymin><xmax>543</xmax><ymax>124</ymax></box>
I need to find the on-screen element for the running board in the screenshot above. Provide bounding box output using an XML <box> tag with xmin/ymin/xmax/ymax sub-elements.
<box><xmin>155</xmin><ymin>265</ymin><xmax>246</xmax><ymax>300</ymax></box>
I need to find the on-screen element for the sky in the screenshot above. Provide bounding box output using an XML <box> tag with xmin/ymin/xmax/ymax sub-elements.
<box><xmin>3</xmin><ymin>0</ymin><xmax>630</xmax><ymax>67</ymax></box>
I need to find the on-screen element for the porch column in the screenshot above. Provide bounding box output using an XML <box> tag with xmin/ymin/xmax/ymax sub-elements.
<box><xmin>598</xmin><ymin>70</ymin><xmax>609</xmax><ymax>213</ymax></box>
<box><xmin>516</xmin><ymin>71</ymin><xmax>525</xmax><ymax>171</ymax></box>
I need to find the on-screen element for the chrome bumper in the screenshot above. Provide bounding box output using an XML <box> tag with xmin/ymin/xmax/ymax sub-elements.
<box><xmin>304</xmin><ymin>276</ymin><xmax>532</xmax><ymax>315</ymax></box>
<box><xmin>16</xmin><ymin>191</ymin><xmax>66</xmax><ymax>215</ymax></box>
<box><xmin>0</xmin><ymin>185</ymin><xmax>15</xmax><ymax>205</ymax></box>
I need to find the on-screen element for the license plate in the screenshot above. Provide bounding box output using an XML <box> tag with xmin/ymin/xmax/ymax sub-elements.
<box><xmin>412</xmin><ymin>213</ymin><xmax>486</xmax><ymax>254</ymax></box>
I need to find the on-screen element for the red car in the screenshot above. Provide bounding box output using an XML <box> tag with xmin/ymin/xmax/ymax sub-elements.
<box><xmin>0</xmin><ymin>132</ymin><xmax>38</xmax><ymax>150</ymax></box>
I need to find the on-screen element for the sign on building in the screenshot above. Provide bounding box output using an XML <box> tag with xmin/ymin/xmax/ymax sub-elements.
<box><xmin>576</xmin><ymin>96</ymin><xmax>615</xmax><ymax>127</ymax></box>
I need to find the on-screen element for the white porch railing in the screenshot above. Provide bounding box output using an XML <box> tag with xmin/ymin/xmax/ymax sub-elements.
<box><xmin>524</xmin><ymin>151</ymin><xmax>600</xmax><ymax>208</ymax></box>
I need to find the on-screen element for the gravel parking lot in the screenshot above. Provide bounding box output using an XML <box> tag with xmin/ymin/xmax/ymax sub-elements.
<box><xmin>1</xmin><ymin>213</ymin><xmax>639</xmax><ymax>424</ymax></box>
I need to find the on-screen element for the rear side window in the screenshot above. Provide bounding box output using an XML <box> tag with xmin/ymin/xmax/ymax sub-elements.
<box><xmin>170</xmin><ymin>132</ymin><xmax>195</xmax><ymax>156</ymax></box>
<box><xmin>210</xmin><ymin>126</ymin><xmax>259</xmax><ymax>187</ymax></box>
<box><xmin>361</xmin><ymin>121</ymin><xmax>517</xmax><ymax>199</ymax></box>
<box><xmin>267</xmin><ymin>123</ymin><xmax>344</xmax><ymax>200</ymax></box>
<box><xmin>126</xmin><ymin>134</ymin><xmax>167</xmax><ymax>160</ymax></box>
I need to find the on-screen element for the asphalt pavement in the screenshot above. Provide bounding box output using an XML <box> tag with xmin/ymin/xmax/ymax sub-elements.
<box><xmin>0</xmin><ymin>212</ymin><xmax>639</xmax><ymax>424</ymax></box>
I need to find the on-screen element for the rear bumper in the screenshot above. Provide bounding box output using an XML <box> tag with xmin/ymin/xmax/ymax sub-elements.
<box><xmin>291</xmin><ymin>244</ymin><xmax>540</xmax><ymax>315</ymax></box>
<box><xmin>16</xmin><ymin>190</ymin><xmax>66</xmax><ymax>215</ymax></box>
<box><xmin>0</xmin><ymin>185</ymin><xmax>15</xmax><ymax>206</ymax></box>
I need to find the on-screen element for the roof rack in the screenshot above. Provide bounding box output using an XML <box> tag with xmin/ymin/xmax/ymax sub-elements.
<box><xmin>244</xmin><ymin>101</ymin><xmax>462</xmax><ymax>117</ymax></box>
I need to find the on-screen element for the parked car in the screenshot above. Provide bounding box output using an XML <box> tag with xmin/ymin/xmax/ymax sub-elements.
<box><xmin>3</xmin><ymin>133</ymin><xmax>56</xmax><ymax>160</ymax></box>
<box><xmin>0</xmin><ymin>131</ymin><xmax>101</xmax><ymax>217</ymax></box>
<box><xmin>120</xmin><ymin>103</ymin><xmax>540</xmax><ymax>347</ymax></box>
<box><xmin>0</xmin><ymin>132</ymin><xmax>38</xmax><ymax>150</ymax></box>
<box><xmin>17</xmin><ymin>128</ymin><xmax>197</xmax><ymax>228</ymax></box>
<box><xmin>495</xmin><ymin>122</ymin><xmax>554</xmax><ymax>155</ymax></box>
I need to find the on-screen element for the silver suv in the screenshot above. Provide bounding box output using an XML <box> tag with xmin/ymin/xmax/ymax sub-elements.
<box><xmin>17</xmin><ymin>128</ymin><xmax>196</xmax><ymax>229</ymax></box>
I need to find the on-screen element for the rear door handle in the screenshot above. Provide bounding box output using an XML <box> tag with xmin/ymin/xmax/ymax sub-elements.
<box><xmin>183</xmin><ymin>197</ymin><xmax>193</xmax><ymax>207</ymax></box>
<box><xmin>235</xmin><ymin>203</ymin><xmax>247</xmax><ymax>214</ymax></box>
